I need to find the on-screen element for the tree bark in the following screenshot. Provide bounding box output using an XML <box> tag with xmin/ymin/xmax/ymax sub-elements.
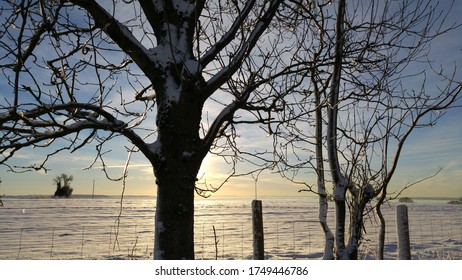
<box><xmin>154</xmin><ymin>169</ymin><xmax>196</xmax><ymax>259</ymax></box>
<box><xmin>152</xmin><ymin>139</ymin><xmax>204</xmax><ymax>259</ymax></box>
<box><xmin>152</xmin><ymin>87</ymin><xmax>205</xmax><ymax>259</ymax></box>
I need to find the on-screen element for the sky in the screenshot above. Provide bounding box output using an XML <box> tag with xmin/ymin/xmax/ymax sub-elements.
<box><xmin>0</xmin><ymin>0</ymin><xmax>461</xmax><ymax>199</ymax></box>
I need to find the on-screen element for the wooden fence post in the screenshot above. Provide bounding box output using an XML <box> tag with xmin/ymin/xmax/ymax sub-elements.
<box><xmin>396</xmin><ymin>204</ymin><xmax>411</xmax><ymax>260</ymax></box>
<box><xmin>252</xmin><ymin>199</ymin><xmax>264</xmax><ymax>260</ymax></box>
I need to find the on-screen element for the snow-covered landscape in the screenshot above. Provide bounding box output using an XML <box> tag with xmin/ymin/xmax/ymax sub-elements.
<box><xmin>0</xmin><ymin>196</ymin><xmax>460</xmax><ymax>260</ymax></box>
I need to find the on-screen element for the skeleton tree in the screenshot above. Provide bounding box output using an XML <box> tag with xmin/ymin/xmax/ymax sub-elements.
<box><xmin>271</xmin><ymin>0</ymin><xmax>461</xmax><ymax>259</ymax></box>
<box><xmin>325</xmin><ymin>0</ymin><xmax>460</xmax><ymax>260</ymax></box>
<box><xmin>0</xmin><ymin>0</ymin><xmax>307</xmax><ymax>259</ymax></box>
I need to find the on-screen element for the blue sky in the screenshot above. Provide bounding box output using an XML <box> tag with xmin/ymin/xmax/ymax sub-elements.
<box><xmin>1</xmin><ymin>0</ymin><xmax>461</xmax><ymax>199</ymax></box>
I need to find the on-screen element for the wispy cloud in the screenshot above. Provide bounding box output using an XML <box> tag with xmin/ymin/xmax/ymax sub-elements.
<box><xmin>94</xmin><ymin>163</ymin><xmax>152</xmax><ymax>169</ymax></box>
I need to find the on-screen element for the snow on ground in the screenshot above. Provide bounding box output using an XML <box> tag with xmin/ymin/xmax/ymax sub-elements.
<box><xmin>0</xmin><ymin>197</ymin><xmax>460</xmax><ymax>260</ymax></box>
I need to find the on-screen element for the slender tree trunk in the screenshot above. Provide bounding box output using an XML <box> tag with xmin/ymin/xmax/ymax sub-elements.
<box><xmin>376</xmin><ymin>188</ymin><xmax>387</xmax><ymax>260</ymax></box>
<box><xmin>345</xmin><ymin>199</ymin><xmax>363</xmax><ymax>260</ymax></box>
<box><xmin>334</xmin><ymin>199</ymin><xmax>346</xmax><ymax>258</ymax></box>
<box><xmin>376</xmin><ymin>205</ymin><xmax>386</xmax><ymax>260</ymax></box>
<box><xmin>327</xmin><ymin>0</ymin><xmax>347</xmax><ymax>260</ymax></box>
<box><xmin>318</xmin><ymin>190</ymin><xmax>334</xmax><ymax>259</ymax></box>
<box><xmin>343</xmin><ymin>186</ymin><xmax>375</xmax><ymax>260</ymax></box>
<box><xmin>312</xmin><ymin>67</ymin><xmax>334</xmax><ymax>259</ymax></box>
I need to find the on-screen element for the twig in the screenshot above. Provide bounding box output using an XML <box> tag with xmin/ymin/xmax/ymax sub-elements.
<box><xmin>114</xmin><ymin>148</ymin><xmax>134</xmax><ymax>251</ymax></box>
<box><xmin>130</xmin><ymin>235</ymin><xmax>139</xmax><ymax>259</ymax></box>
<box><xmin>212</xmin><ymin>225</ymin><xmax>219</xmax><ymax>260</ymax></box>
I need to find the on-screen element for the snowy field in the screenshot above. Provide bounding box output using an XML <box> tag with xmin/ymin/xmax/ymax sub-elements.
<box><xmin>0</xmin><ymin>197</ymin><xmax>461</xmax><ymax>260</ymax></box>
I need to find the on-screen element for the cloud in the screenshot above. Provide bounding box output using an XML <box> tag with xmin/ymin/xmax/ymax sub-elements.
<box><xmin>96</xmin><ymin>163</ymin><xmax>152</xmax><ymax>169</ymax></box>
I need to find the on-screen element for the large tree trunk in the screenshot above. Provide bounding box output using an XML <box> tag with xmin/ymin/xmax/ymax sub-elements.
<box><xmin>152</xmin><ymin>86</ymin><xmax>205</xmax><ymax>259</ymax></box>
<box><xmin>154</xmin><ymin>167</ymin><xmax>197</xmax><ymax>259</ymax></box>
<box><xmin>152</xmin><ymin>130</ymin><xmax>204</xmax><ymax>259</ymax></box>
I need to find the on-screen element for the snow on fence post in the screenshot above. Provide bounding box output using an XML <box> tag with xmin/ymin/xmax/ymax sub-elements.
<box><xmin>252</xmin><ymin>199</ymin><xmax>264</xmax><ymax>260</ymax></box>
<box><xmin>396</xmin><ymin>204</ymin><xmax>411</xmax><ymax>260</ymax></box>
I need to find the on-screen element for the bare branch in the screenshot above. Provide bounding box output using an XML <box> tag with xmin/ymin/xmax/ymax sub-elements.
<box><xmin>204</xmin><ymin>0</ymin><xmax>283</xmax><ymax>98</ymax></box>
<box><xmin>200</xmin><ymin>0</ymin><xmax>256</xmax><ymax>67</ymax></box>
<box><xmin>69</xmin><ymin>0</ymin><xmax>158</xmax><ymax>80</ymax></box>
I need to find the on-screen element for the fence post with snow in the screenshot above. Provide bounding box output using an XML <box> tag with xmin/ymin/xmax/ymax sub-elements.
<box><xmin>252</xmin><ymin>199</ymin><xmax>264</xmax><ymax>260</ymax></box>
<box><xmin>396</xmin><ymin>204</ymin><xmax>411</xmax><ymax>260</ymax></box>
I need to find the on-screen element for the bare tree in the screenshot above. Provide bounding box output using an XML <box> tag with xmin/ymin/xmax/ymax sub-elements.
<box><xmin>0</xmin><ymin>0</ymin><xmax>308</xmax><ymax>259</ymax></box>
<box><xmin>53</xmin><ymin>173</ymin><xmax>74</xmax><ymax>198</ymax></box>
<box><xmin>272</xmin><ymin>0</ymin><xmax>461</xmax><ymax>259</ymax></box>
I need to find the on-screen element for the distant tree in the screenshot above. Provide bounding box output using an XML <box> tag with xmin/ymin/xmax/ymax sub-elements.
<box><xmin>53</xmin><ymin>174</ymin><xmax>74</xmax><ymax>198</ymax></box>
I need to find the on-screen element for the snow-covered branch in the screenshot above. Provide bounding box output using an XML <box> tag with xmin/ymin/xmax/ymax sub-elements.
<box><xmin>0</xmin><ymin>102</ymin><xmax>154</xmax><ymax>165</ymax></box>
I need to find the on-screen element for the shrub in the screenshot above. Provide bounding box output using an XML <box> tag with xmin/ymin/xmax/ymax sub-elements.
<box><xmin>447</xmin><ymin>198</ymin><xmax>462</xmax><ymax>205</ymax></box>
<box><xmin>399</xmin><ymin>197</ymin><xmax>414</xmax><ymax>203</ymax></box>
